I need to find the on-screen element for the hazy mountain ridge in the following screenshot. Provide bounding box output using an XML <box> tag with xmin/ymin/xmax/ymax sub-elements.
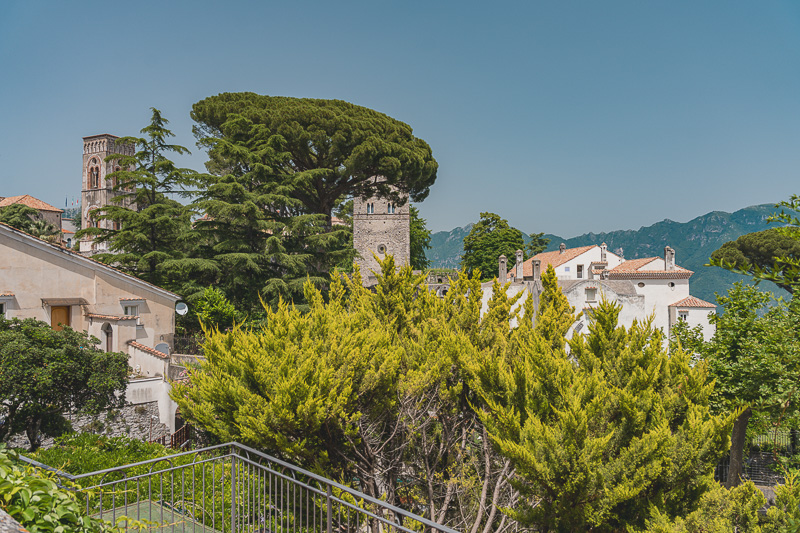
<box><xmin>428</xmin><ymin>204</ymin><xmax>783</xmax><ymax>304</ymax></box>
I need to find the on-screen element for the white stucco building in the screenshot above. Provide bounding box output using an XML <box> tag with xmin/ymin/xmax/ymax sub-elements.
<box><xmin>482</xmin><ymin>243</ymin><xmax>716</xmax><ymax>342</ymax></box>
<box><xmin>0</xmin><ymin>221</ymin><xmax>183</xmax><ymax>431</ymax></box>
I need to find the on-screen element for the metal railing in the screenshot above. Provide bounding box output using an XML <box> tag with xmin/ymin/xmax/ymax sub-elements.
<box><xmin>714</xmin><ymin>430</ymin><xmax>800</xmax><ymax>485</ymax></box>
<box><xmin>151</xmin><ymin>425</ymin><xmax>194</xmax><ymax>449</ymax></box>
<box><xmin>20</xmin><ymin>442</ymin><xmax>459</xmax><ymax>533</ymax></box>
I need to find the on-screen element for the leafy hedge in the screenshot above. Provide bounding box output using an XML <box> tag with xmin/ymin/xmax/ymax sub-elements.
<box><xmin>0</xmin><ymin>445</ymin><xmax>125</xmax><ymax>533</ymax></box>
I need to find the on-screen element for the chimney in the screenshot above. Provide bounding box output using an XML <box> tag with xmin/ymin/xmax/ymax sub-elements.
<box><xmin>498</xmin><ymin>255</ymin><xmax>507</xmax><ymax>284</ymax></box>
<box><xmin>516</xmin><ymin>249</ymin><xmax>524</xmax><ymax>280</ymax></box>
<box><xmin>600</xmin><ymin>242</ymin><xmax>607</xmax><ymax>263</ymax></box>
<box><xmin>665</xmin><ymin>246</ymin><xmax>675</xmax><ymax>271</ymax></box>
<box><xmin>559</xmin><ymin>243</ymin><xmax>566</xmax><ymax>254</ymax></box>
<box><xmin>533</xmin><ymin>259</ymin><xmax>541</xmax><ymax>281</ymax></box>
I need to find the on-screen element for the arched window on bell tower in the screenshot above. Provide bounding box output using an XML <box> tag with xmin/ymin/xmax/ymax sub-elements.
<box><xmin>90</xmin><ymin>166</ymin><xmax>100</xmax><ymax>189</ymax></box>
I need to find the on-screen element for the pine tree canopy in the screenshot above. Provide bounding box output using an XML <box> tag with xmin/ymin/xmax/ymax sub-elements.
<box><xmin>461</xmin><ymin>212</ymin><xmax>527</xmax><ymax>280</ymax></box>
<box><xmin>191</xmin><ymin>93</ymin><xmax>438</xmax><ymax>217</ymax></box>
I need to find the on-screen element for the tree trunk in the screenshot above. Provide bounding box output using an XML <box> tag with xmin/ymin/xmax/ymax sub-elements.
<box><xmin>726</xmin><ymin>407</ymin><xmax>752</xmax><ymax>488</ymax></box>
<box><xmin>25</xmin><ymin>416</ymin><xmax>42</xmax><ymax>452</ymax></box>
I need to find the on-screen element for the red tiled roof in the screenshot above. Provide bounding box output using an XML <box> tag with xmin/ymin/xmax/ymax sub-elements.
<box><xmin>0</xmin><ymin>195</ymin><xmax>63</xmax><ymax>213</ymax></box>
<box><xmin>62</xmin><ymin>229</ymin><xmax>74</xmax><ymax>234</ymax></box>
<box><xmin>86</xmin><ymin>313</ymin><xmax>138</xmax><ymax>320</ymax></box>
<box><xmin>119</xmin><ymin>297</ymin><xmax>146</xmax><ymax>301</ymax></box>
<box><xmin>607</xmin><ymin>257</ymin><xmax>693</xmax><ymax>279</ymax></box>
<box><xmin>522</xmin><ymin>245</ymin><xmax>597</xmax><ymax>277</ymax></box>
<box><xmin>0</xmin><ymin>292</ymin><xmax>13</xmax><ymax>297</ymax></box>
<box><xmin>609</xmin><ymin>257</ymin><xmax>660</xmax><ymax>272</ymax></box>
<box><xmin>128</xmin><ymin>341</ymin><xmax>168</xmax><ymax>359</ymax></box>
<box><xmin>670</xmin><ymin>296</ymin><xmax>716</xmax><ymax>308</ymax></box>
<box><xmin>608</xmin><ymin>270</ymin><xmax>693</xmax><ymax>280</ymax></box>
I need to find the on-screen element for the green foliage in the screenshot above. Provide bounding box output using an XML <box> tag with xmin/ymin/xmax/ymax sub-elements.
<box><xmin>27</xmin><ymin>219</ymin><xmax>60</xmax><ymax>243</ymax></box>
<box><xmin>191</xmin><ymin>92</ymin><xmax>438</xmax><ymax>212</ymax></box>
<box><xmin>0</xmin><ymin>445</ymin><xmax>124</xmax><ymax>533</ymax></box>
<box><xmin>172</xmin><ymin>258</ymin><xmax>514</xmax><ymax>531</ymax></box>
<box><xmin>26</xmin><ymin>434</ymin><xmax>171</xmax><ymax>476</ymax></box>
<box><xmin>646</xmin><ymin>472</ymin><xmax>800</xmax><ymax>532</ymax></box>
<box><xmin>668</xmin><ymin>319</ymin><xmax>705</xmax><ymax>359</ymax></box>
<box><xmin>409</xmin><ymin>205</ymin><xmax>432</xmax><ymax>269</ymax></box>
<box><xmin>194</xmin><ymin>287</ymin><xmax>238</xmax><ymax>331</ymax></box>
<box><xmin>176</xmin><ymin>112</ymin><xmax>349</xmax><ymax>311</ymax></box>
<box><xmin>711</xmin><ymin>226</ymin><xmax>800</xmax><ymax>294</ymax></box>
<box><xmin>0</xmin><ymin>317</ymin><xmax>128</xmax><ymax>450</ymax></box>
<box><xmin>705</xmin><ymin>284</ymin><xmax>800</xmax><ymax>417</ymax></box>
<box><xmin>646</xmin><ymin>481</ymin><xmax>766</xmax><ymax>532</ymax></box>
<box><xmin>709</xmin><ymin>197</ymin><xmax>800</xmax><ymax>294</ymax></box>
<box><xmin>472</xmin><ymin>287</ymin><xmax>732</xmax><ymax>531</ymax></box>
<box><xmin>525</xmin><ymin>231</ymin><xmax>550</xmax><ymax>257</ymax></box>
<box><xmin>75</xmin><ymin>108</ymin><xmax>196</xmax><ymax>289</ymax></box>
<box><xmin>0</xmin><ymin>204</ymin><xmax>39</xmax><ymax>233</ymax></box>
<box><xmin>461</xmin><ymin>212</ymin><xmax>526</xmax><ymax>280</ymax></box>
<box><xmin>694</xmin><ymin>283</ymin><xmax>800</xmax><ymax>486</ymax></box>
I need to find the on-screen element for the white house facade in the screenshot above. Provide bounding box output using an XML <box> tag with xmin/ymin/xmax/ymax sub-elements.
<box><xmin>481</xmin><ymin>243</ymin><xmax>716</xmax><ymax>342</ymax></box>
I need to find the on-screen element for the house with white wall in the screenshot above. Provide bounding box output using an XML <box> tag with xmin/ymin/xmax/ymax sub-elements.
<box><xmin>0</xmin><ymin>221</ymin><xmax>183</xmax><ymax>431</ymax></box>
<box><xmin>482</xmin><ymin>243</ymin><xmax>715</xmax><ymax>342</ymax></box>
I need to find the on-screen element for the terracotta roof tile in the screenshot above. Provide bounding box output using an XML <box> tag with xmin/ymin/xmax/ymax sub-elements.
<box><xmin>670</xmin><ymin>296</ymin><xmax>716</xmax><ymax>308</ymax></box>
<box><xmin>119</xmin><ymin>297</ymin><xmax>146</xmax><ymax>301</ymax></box>
<box><xmin>608</xmin><ymin>257</ymin><xmax>693</xmax><ymax>279</ymax></box>
<box><xmin>0</xmin><ymin>195</ymin><xmax>63</xmax><ymax>212</ymax></box>
<box><xmin>86</xmin><ymin>313</ymin><xmax>138</xmax><ymax>320</ymax></box>
<box><xmin>522</xmin><ymin>245</ymin><xmax>597</xmax><ymax>277</ymax></box>
<box><xmin>0</xmin><ymin>292</ymin><xmax>13</xmax><ymax>297</ymax></box>
<box><xmin>128</xmin><ymin>340</ymin><xmax>168</xmax><ymax>359</ymax></box>
<box><xmin>609</xmin><ymin>257</ymin><xmax>660</xmax><ymax>272</ymax></box>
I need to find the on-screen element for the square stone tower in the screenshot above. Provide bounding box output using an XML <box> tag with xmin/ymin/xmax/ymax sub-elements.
<box><xmin>353</xmin><ymin>185</ymin><xmax>410</xmax><ymax>284</ymax></box>
<box><xmin>80</xmin><ymin>134</ymin><xmax>134</xmax><ymax>254</ymax></box>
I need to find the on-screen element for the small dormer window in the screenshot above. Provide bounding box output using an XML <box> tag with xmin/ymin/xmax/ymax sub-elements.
<box><xmin>123</xmin><ymin>305</ymin><xmax>139</xmax><ymax>317</ymax></box>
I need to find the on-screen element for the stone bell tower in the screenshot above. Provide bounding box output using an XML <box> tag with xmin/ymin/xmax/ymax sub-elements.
<box><xmin>80</xmin><ymin>134</ymin><xmax>134</xmax><ymax>254</ymax></box>
<box><xmin>352</xmin><ymin>184</ymin><xmax>411</xmax><ymax>284</ymax></box>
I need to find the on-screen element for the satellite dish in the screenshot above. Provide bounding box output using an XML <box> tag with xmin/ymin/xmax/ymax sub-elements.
<box><xmin>176</xmin><ymin>302</ymin><xmax>188</xmax><ymax>316</ymax></box>
<box><xmin>155</xmin><ymin>342</ymin><xmax>170</xmax><ymax>355</ymax></box>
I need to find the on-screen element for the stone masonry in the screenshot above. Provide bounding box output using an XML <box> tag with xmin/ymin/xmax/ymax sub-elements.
<box><xmin>352</xmin><ymin>186</ymin><xmax>410</xmax><ymax>284</ymax></box>
<box><xmin>80</xmin><ymin>134</ymin><xmax>135</xmax><ymax>255</ymax></box>
<box><xmin>8</xmin><ymin>401</ymin><xmax>169</xmax><ymax>450</ymax></box>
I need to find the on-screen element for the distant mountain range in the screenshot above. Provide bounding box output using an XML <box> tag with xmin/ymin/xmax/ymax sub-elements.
<box><xmin>427</xmin><ymin>204</ymin><xmax>784</xmax><ymax>304</ymax></box>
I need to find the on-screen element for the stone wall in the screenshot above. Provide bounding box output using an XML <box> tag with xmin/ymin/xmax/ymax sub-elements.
<box><xmin>352</xmin><ymin>187</ymin><xmax>410</xmax><ymax>283</ymax></box>
<box><xmin>8</xmin><ymin>401</ymin><xmax>170</xmax><ymax>450</ymax></box>
<box><xmin>0</xmin><ymin>509</ymin><xmax>26</xmax><ymax>533</ymax></box>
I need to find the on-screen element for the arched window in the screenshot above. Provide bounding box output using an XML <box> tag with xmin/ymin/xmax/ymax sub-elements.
<box><xmin>90</xmin><ymin>167</ymin><xmax>100</xmax><ymax>188</ymax></box>
<box><xmin>366</xmin><ymin>203</ymin><xmax>374</xmax><ymax>214</ymax></box>
<box><xmin>102</xmin><ymin>323</ymin><xmax>113</xmax><ymax>352</ymax></box>
<box><xmin>387</xmin><ymin>203</ymin><xmax>396</xmax><ymax>214</ymax></box>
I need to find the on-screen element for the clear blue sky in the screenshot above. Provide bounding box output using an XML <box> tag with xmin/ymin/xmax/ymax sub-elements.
<box><xmin>1</xmin><ymin>1</ymin><xmax>798</xmax><ymax>236</ymax></box>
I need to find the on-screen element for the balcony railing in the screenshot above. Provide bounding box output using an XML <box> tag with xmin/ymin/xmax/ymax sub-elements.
<box><xmin>20</xmin><ymin>442</ymin><xmax>458</xmax><ymax>533</ymax></box>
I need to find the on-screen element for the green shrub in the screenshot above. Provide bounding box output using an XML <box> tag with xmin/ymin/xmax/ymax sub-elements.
<box><xmin>26</xmin><ymin>433</ymin><xmax>170</xmax><ymax>476</ymax></box>
<box><xmin>0</xmin><ymin>445</ymin><xmax>118</xmax><ymax>533</ymax></box>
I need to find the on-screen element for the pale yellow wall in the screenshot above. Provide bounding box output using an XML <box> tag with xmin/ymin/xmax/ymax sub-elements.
<box><xmin>0</xmin><ymin>227</ymin><xmax>177</xmax><ymax>351</ymax></box>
